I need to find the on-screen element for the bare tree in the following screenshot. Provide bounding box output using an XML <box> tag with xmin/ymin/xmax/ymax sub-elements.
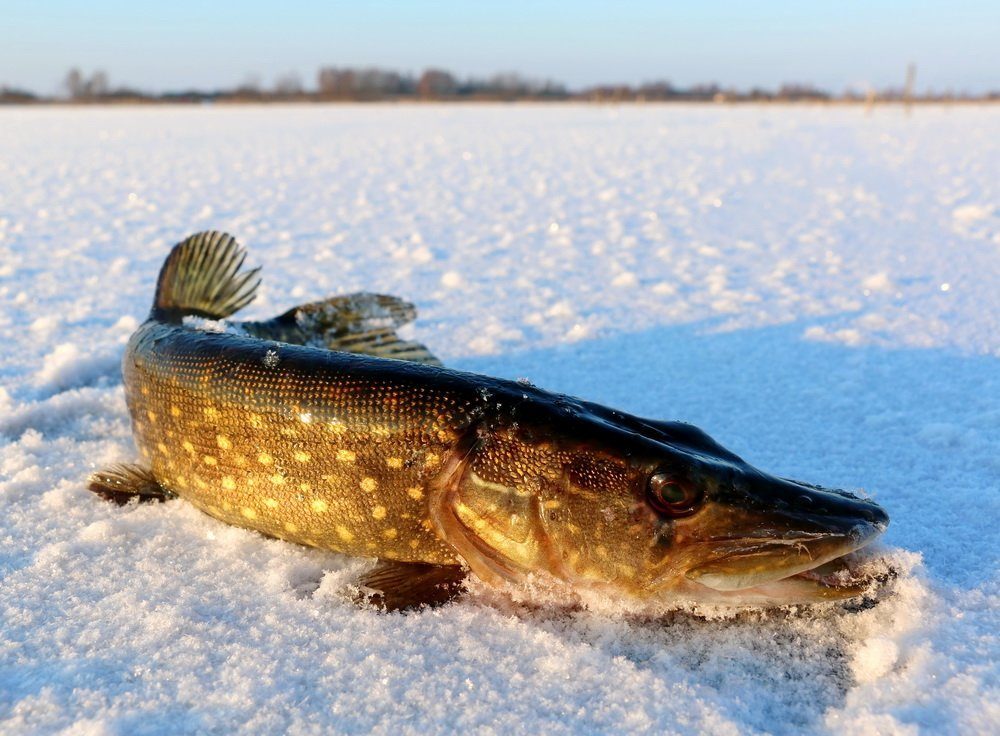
<box><xmin>233</xmin><ymin>74</ymin><xmax>262</xmax><ymax>99</ymax></box>
<box><xmin>417</xmin><ymin>69</ymin><xmax>456</xmax><ymax>98</ymax></box>
<box><xmin>88</xmin><ymin>70</ymin><xmax>109</xmax><ymax>97</ymax></box>
<box><xmin>274</xmin><ymin>72</ymin><xmax>303</xmax><ymax>96</ymax></box>
<box><xmin>317</xmin><ymin>67</ymin><xmax>355</xmax><ymax>98</ymax></box>
<box><xmin>64</xmin><ymin>68</ymin><xmax>84</xmax><ymax>99</ymax></box>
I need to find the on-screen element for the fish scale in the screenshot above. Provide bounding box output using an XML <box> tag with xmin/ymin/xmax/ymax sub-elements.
<box><xmin>128</xmin><ymin>322</ymin><xmax>473</xmax><ymax>563</ymax></box>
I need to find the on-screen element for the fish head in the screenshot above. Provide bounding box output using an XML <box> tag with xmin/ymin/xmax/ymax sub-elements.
<box><xmin>448</xmin><ymin>398</ymin><xmax>888</xmax><ymax>605</ymax></box>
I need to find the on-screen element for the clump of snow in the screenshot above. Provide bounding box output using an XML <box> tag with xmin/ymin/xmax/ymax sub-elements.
<box><xmin>440</xmin><ymin>270</ymin><xmax>464</xmax><ymax>289</ymax></box>
<box><xmin>862</xmin><ymin>272</ymin><xmax>894</xmax><ymax>294</ymax></box>
<box><xmin>32</xmin><ymin>342</ymin><xmax>121</xmax><ymax>394</ymax></box>
<box><xmin>851</xmin><ymin>637</ymin><xmax>899</xmax><ymax>683</ymax></box>
<box><xmin>952</xmin><ymin>203</ymin><xmax>992</xmax><ymax>222</ymax></box>
<box><xmin>182</xmin><ymin>314</ymin><xmax>247</xmax><ymax>335</ymax></box>
<box><xmin>1</xmin><ymin>104</ymin><xmax>998</xmax><ymax>734</ymax></box>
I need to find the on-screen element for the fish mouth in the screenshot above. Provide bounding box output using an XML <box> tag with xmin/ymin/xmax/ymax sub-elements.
<box><xmin>682</xmin><ymin>522</ymin><xmax>886</xmax><ymax>602</ymax></box>
<box><xmin>675</xmin><ymin>475</ymin><xmax>890</xmax><ymax>604</ymax></box>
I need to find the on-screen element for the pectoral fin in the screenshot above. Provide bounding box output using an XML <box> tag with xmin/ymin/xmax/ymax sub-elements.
<box><xmin>87</xmin><ymin>464</ymin><xmax>176</xmax><ymax>505</ymax></box>
<box><xmin>352</xmin><ymin>560</ymin><xmax>466</xmax><ymax>611</ymax></box>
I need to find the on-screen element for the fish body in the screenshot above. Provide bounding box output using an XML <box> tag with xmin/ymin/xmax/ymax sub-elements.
<box><xmin>128</xmin><ymin>317</ymin><xmax>535</xmax><ymax>565</ymax></box>
<box><xmin>95</xmin><ymin>232</ymin><xmax>889</xmax><ymax>609</ymax></box>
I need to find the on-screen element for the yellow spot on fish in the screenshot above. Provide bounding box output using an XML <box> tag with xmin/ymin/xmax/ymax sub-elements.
<box><xmin>257</xmin><ymin>452</ymin><xmax>273</xmax><ymax>465</ymax></box>
<box><xmin>311</xmin><ymin>499</ymin><xmax>329</xmax><ymax>513</ymax></box>
<box><xmin>409</xmin><ymin>539</ymin><xmax>421</xmax><ymax>550</ymax></box>
<box><xmin>543</xmin><ymin>500</ymin><xmax>562</xmax><ymax>510</ymax></box>
<box><xmin>336</xmin><ymin>525</ymin><xmax>354</xmax><ymax>542</ymax></box>
<box><xmin>265</xmin><ymin>498</ymin><xmax>279</xmax><ymax>509</ymax></box>
<box><xmin>156</xmin><ymin>442</ymin><xmax>168</xmax><ymax>454</ymax></box>
<box><xmin>170</xmin><ymin>405</ymin><xmax>181</xmax><ymax>417</ymax></box>
<box><xmin>221</xmin><ymin>500</ymin><xmax>233</xmax><ymax>511</ymax></box>
<box><xmin>327</xmin><ymin>421</ymin><xmax>346</xmax><ymax>436</ymax></box>
<box><xmin>386</xmin><ymin>457</ymin><xmax>403</xmax><ymax>469</ymax></box>
<box><xmin>146</xmin><ymin>410</ymin><xmax>157</xmax><ymax>423</ymax></box>
<box><xmin>336</xmin><ymin>449</ymin><xmax>356</xmax><ymax>463</ymax></box>
<box><xmin>216</xmin><ymin>435</ymin><xmax>232</xmax><ymax>450</ymax></box>
<box><xmin>182</xmin><ymin>441</ymin><xmax>195</xmax><ymax>453</ymax></box>
<box><xmin>221</xmin><ymin>476</ymin><xmax>236</xmax><ymax>490</ymax></box>
<box><xmin>360</xmin><ymin>477</ymin><xmax>377</xmax><ymax>493</ymax></box>
<box><xmin>270</xmin><ymin>473</ymin><xmax>285</xmax><ymax>486</ymax></box>
<box><xmin>203</xmin><ymin>407</ymin><xmax>220</xmax><ymax>420</ymax></box>
<box><xmin>294</xmin><ymin>451</ymin><xmax>311</xmax><ymax>463</ymax></box>
<box><xmin>382</xmin><ymin>528</ymin><xmax>398</xmax><ymax>540</ymax></box>
<box><xmin>202</xmin><ymin>455</ymin><xmax>217</xmax><ymax>466</ymax></box>
<box><xmin>424</xmin><ymin>452</ymin><xmax>440</xmax><ymax>468</ymax></box>
<box><xmin>372</xmin><ymin>506</ymin><xmax>387</xmax><ymax>520</ymax></box>
<box><xmin>299</xmin><ymin>482</ymin><xmax>312</xmax><ymax>492</ymax></box>
<box><xmin>241</xmin><ymin>507</ymin><xmax>257</xmax><ymax>520</ymax></box>
<box><xmin>248</xmin><ymin>414</ymin><xmax>264</xmax><ymax>429</ymax></box>
<box><xmin>406</xmin><ymin>486</ymin><xmax>424</xmax><ymax>501</ymax></box>
<box><xmin>233</xmin><ymin>454</ymin><xmax>247</xmax><ymax>467</ymax></box>
<box><xmin>284</xmin><ymin>521</ymin><xmax>298</xmax><ymax>533</ymax></box>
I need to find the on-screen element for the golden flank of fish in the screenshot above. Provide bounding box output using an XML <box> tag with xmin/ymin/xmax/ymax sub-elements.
<box><xmin>91</xmin><ymin>232</ymin><xmax>890</xmax><ymax>610</ymax></box>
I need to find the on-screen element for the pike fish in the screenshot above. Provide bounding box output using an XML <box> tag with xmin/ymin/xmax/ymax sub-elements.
<box><xmin>91</xmin><ymin>232</ymin><xmax>889</xmax><ymax>610</ymax></box>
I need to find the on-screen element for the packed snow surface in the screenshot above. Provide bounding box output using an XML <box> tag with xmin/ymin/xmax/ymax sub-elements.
<box><xmin>1</xmin><ymin>104</ymin><xmax>998</xmax><ymax>734</ymax></box>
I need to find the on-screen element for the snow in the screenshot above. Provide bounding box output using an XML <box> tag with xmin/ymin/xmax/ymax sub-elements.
<box><xmin>1</xmin><ymin>103</ymin><xmax>998</xmax><ymax>734</ymax></box>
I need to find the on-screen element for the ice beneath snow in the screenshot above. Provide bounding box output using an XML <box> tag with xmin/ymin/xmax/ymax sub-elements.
<box><xmin>1</xmin><ymin>104</ymin><xmax>998</xmax><ymax>734</ymax></box>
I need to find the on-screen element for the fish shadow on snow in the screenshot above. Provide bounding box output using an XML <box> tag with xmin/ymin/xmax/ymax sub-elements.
<box><xmin>447</xmin><ymin>316</ymin><xmax>996</xmax><ymax>730</ymax></box>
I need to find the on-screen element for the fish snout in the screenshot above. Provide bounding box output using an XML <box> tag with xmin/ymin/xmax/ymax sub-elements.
<box><xmin>752</xmin><ymin>474</ymin><xmax>889</xmax><ymax>537</ymax></box>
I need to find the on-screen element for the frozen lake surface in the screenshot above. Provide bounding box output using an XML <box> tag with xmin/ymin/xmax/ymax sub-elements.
<box><xmin>0</xmin><ymin>104</ymin><xmax>997</xmax><ymax>734</ymax></box>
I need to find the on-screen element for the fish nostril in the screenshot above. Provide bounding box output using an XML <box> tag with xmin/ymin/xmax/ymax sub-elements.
<box><xmin>798</xmin><ymin>494</ymin><xmax>830</xmax><ymax>514</ymax></box>
<box><xmin>862</xmin><ymin>503</ymin><xmax>889</xmax><ymax>526</ymax></box>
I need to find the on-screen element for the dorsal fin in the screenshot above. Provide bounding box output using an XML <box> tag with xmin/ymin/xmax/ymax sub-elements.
<box><xmin>153</xmin><ymin>231</ymin><xmax>261</xmax><ymax>322</ymax></box>
<box><xmin>238</xmin><ymin>292</ymin><xmax>442</xmax><ymax>366</ymax></box>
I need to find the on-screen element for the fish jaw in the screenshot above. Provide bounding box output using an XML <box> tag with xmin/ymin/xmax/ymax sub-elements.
<box><xmin>665</xmin><ymin>473</ymin><xmax>890</xmax><ymax>604</ymax></box>
<box><xmin>681</xmin><ymin>522</ymin><xmax>886</xmax><ymax>602</ymax></box>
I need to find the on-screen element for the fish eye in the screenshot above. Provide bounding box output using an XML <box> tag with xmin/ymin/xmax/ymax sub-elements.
<box><xmin>646</xmin><ymin>469</ymin><xmax>703</xmax><ymax>517</ymax></box>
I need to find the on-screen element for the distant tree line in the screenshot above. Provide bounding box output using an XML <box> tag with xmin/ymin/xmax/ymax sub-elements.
<box><xmin>1</xmin><ymin>65</ymin><xmax>997</xmax><ymax>105</ymax></box>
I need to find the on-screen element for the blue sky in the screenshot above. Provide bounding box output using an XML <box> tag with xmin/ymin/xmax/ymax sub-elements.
<box><xmin>3</xmin><ymin>1</ymin><xmax>997</xmax><ymax>94</ymax></box>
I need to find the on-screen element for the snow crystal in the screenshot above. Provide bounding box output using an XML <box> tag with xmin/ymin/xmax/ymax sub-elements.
<box><xmin>0</xmin><ymin>104</ymin><xmax>997</xmax><ymax>734</ymax></box>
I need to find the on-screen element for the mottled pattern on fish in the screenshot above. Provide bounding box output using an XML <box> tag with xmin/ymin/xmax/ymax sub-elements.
<box><xmin>127</xmin><ymin>321</ymin><xmax>474</xmax><ymax>563</ymax></box>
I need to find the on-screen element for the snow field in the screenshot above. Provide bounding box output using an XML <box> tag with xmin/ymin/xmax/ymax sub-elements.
<box><xmin>1</xmin><ymin>104</ymin><xmax>998</xmax><ymax>734</ymax></box>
